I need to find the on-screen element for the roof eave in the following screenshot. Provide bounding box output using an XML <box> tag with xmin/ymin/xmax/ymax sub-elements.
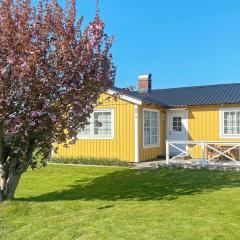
<box><xmin>107</xmin><ymin>89</ymin><xmax>143</xmax><ymax>105</ymax></box>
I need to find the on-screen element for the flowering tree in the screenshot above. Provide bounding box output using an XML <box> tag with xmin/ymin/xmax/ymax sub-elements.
<box><xmin>0</xmin><ymin>0</ymin><xmax>115</xmax><ymax>201</ymax></box>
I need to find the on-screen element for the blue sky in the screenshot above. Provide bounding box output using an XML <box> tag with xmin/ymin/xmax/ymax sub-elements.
<box><xmin>54</xmin><ymin>1</ymin><xmax>240</xmax><ymax>89</ymax></box>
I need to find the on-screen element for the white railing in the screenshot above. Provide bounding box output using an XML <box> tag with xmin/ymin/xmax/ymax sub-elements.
<box><xmin>166</xmin><ymin>140</ymin><xmax>240</xmax><ymax>166</ymax></box>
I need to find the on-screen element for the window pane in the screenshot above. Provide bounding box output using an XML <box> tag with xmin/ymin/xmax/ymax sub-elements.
<box><xmin>151</xmin><ymin>112</ymin><xmax>157</xmax><ymax>120</ymax></box>
<box><xmin>94</xmin><ymin>128</ymin><xmax>99</xmax><ymax>135</ymax></box>
<box><xmin>144</xmin><ymin>120</ymin><xmax>150</xmax><ymax>128</ymax></box>
<box><xmin>228</xmin><ymin>127</ymin><xmax>234</xmax><ymax>134</ymax></box>
<box><xmin>151</xmin><ymin>127</ymin><xmax>158</xmax><ymax>136</ymax></box>
<box><xmin>95</xmin><ymin>128</ymin><xmax>104</xmax><ymax>135</ymax></box>
<box><xmin>224</xmin><ymin>112</ymin><xmax>229</xmax><ymax>120</ymax></box>
<box><xmin>106</xmin><ymin>129</ymin><xmax>111</xmax><ymax>135</ymax></box>
<box><xmin>81</xmin><ymin>128</ymin><xmax>90</xmax><ymax>135</ymax></box>
<box><xmin>151</xmin><ymin>119</ymin><xmax>157</xmax><ymax>127</ymax></box>
<box><xmin>224</xmin><ymin>127</ymin><xmax>228</xmax><ymax>134</ymax></box>
<box><xmin>151</xmin><ymin>136</ymin><xmax>155</xmax><ymax>145</ymax></box>
<box><xmin>237</xmin><ymin>112</ymin><xmax>240</xmax><ymax>127</ymax></box>
<box><xmin>144</xmin><ymin>128</ymin><xmax>150</xmax><ymax>137</ymax></box>
<box><xmin>103</xmin><ymin>112</ymin><xmax>111</xmax><ymax>118</ymax></box>
<box><xmin>224</xmin><ymin>119</ymin><xmax>228</xmax><ymax>127</ymax></box>
<box><xmin>237</xmin><ymin>127</ymin><xmax>240</xmax><ymax>134</ymax></box>
<box><xmin>105</xmin><ymin>122</ymin><xmax>111</xmax><ymax>128</ymax></box>
<box><xmin>94</xmin><ymin>121</ymin><xmax>101</xmax><ymax>128</ymax></box>
<box><xmin>144</xmin><ymin>136</ymin><xmax>150</xmax><ymax>145</ymax></box>
<box><xmin>94</xmin><ymin>112</ymin><xmax>103</xmax><ymax>121</ymax></box>
<box><xmin>144</xmin><ymin>111</ymin><xmax>150</xmax><ymax>119</ymax></box>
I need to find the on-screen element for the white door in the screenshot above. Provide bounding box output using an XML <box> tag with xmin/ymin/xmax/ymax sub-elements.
<box><xmin>167</xmin><ymin>110</ymin><xmax>188</xmax><ymax>155</ymax></box>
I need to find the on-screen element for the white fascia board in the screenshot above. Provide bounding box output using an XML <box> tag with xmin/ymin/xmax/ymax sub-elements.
<box><xmin>134</xmin><ymin>105</ymin><xmax>139</xmax><ymax>163</ymax></box>
<box><xmin>107</xmin><ymin>89</ymin><xmax>142</xmax><ymax>105</ymax></box>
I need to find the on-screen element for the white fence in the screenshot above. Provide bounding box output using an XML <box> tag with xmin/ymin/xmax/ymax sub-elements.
<box><xmin>166</xmin><ymin>140</ymin><xmax>240</xmax><ymax>166</ymax></box>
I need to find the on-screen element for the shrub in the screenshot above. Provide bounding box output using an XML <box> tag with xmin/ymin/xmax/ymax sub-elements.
<box><xmin>50</xmin><ymin>157</ymin><xmax>130</xmax><ymax>167</ymax></box>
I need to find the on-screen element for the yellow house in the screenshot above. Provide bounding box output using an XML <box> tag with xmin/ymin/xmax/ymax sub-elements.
<box><xmin>56</xmin><ymin>74</ymin><xmax>240</xmax><ymax>163</ymax></box>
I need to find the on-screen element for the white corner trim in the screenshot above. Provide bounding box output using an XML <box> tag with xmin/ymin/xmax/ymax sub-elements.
<box><xmin>107</xmin><ymin>89</ymin><xmax>142</xmax><ymax>105</ymax></box>
<box><xmin>219</xmin><ymin>107</ymin><xmax>240</xmax><ymax>139</ymax></box>
<box><xmin>142</xmin><ymin>108</ymin><xmax>161</xmax><ymax>149</ymax></box>
<box><xmin>134</xmin><ymin>105</ymin><xmax>139</xmax><ymax>163</ymax></box>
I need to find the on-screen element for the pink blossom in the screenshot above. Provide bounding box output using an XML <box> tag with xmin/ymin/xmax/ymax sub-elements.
<box><xmin>30</xmin><ymin>111</ymin><xmax>42</xmax><ymax>117</ymax></box>
<box><xmin>1</xmin><ymin>68</ymin><xmax>7</xmax><ymax>75</ymax></box>
<box><xmin>50</xmin><ymin>114</ymin><xmax>57</xmax><ymax>122</ymax></box>
<box><xmin>7</xmin><ymin>58</ymin><xmax>15</xmax><ymax>64</ymax></box>
<box><xmin>29</xmin><ymin>121</ymin><xmax>36</xmax><ymax>126</ymax></box>
<box><xmin>20</xmin><ymin>61</ymin><xmax>29</xmax><ymax>71</ymax></box>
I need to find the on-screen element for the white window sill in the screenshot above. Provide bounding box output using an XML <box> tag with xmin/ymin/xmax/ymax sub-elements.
<box><xmin>77</xmin><ymin>136</ymin><xmax>114</xmax><ymax>140</ymax></box>
<box><xmin>143</xmin><ymin>144</ymin><xmax>160</xmax><ymax>149</ymax></box>
<box><xmin>220</xmin><ymin>135</ymin><xmax>240</xmax><ymax>139</ymax></box>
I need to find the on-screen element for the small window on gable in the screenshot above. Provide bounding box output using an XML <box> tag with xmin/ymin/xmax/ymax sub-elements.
<box><xmin>221</xmin><ymin>108</ymin><xmax>240</xmax><ymax>138</ymax></box>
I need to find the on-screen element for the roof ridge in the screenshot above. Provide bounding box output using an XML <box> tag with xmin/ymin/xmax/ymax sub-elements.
<box><xmin>151</xmin><ymin>82</ymin><xmax>240</xmax><ymax>91</ymax></box>
<box><xmin>111</xmin><ymin>83</ymin><xmax>240</xmax><ymax>107</ymax></box>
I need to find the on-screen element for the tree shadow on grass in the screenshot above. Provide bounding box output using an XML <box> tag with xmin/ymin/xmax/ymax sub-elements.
<box><xmin>16</xmin><ymin>168</ymin><xmax>240</xmax><ymax>202</ymax></box>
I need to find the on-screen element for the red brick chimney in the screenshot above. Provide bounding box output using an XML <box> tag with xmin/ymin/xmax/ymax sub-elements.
<box><xmin>138</xmin><ymin>74</ymin><xmax>152</xmax><ymax>93</ymax></box>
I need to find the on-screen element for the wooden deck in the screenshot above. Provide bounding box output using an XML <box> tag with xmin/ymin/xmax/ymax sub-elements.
<box><xmin>134</xmin><ymin>159</ymin><xmax>240</xmax><ymax>171</ymax></box>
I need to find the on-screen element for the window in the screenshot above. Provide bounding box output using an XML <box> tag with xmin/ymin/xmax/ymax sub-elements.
<box><xmin>173</xmin><ymin>117</ymin><xmax>182</xmax><ymax>132</ymax></box>
<box><xmin>143</xmin><ymin>109</ymin><xmax>160</xmax><ymax>147</ymax></box>
<box><xmin>78</xmin><ymin>109</ymin><xmax>114</xmax><ymax>139</ymax></box>
<box><xmin>220</xmin><ymin>108</ymin><xmax>240</xmax><ymax>138</ymax></box>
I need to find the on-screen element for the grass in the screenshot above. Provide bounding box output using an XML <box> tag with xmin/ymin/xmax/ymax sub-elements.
<box><xmin>1</xmin><ymin>165</ymin><xmax>240</xmax><ymax>239</ymax></box>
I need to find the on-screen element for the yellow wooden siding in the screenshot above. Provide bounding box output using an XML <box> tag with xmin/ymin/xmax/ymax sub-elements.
<box><xmin>55</xmin><ymin>93</ymin><xmax>135</xmax><ymax>162</ymax></box>
<box><xmin>187</xmin><ymin>104</ymin><xmax>240</xmax><ymax>158</ymax></box>
<box><xmin>188</xmin><ymin>104</ymin><xmax>240</xmax><ymax>141</ymax></box>
<box><xmin>55</xmin><ymin>93</ymin><xmax>240</xmax><ymax>163</ymax></box>
<box><xmin>139</xmin><ymin>104</ymin><xmax>166</xmax><ymax>162</ymax></box>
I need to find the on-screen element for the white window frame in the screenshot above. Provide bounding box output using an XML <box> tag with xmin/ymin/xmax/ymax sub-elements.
<box><xmin>77</xmin><ymin>108</ymin><xmax>114</xmax><ymax>140</ymax></box>
<box><xmin>143</xmin><ymin>108</ymin><xmax>160</xmax><ymax>149</ymax></box>
<box><xmin>220</xmin><ymin>108</ymin><xmax>240</xmax><ymax>138</ymax></box>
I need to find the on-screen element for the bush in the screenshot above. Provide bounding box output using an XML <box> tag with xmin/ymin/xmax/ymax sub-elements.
<box><xmin>50</xmin><ymin>157</ymin><xmax>130</xmax><ymax>167</ymax></box>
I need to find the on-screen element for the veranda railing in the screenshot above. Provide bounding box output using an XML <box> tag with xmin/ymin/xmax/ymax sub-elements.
<box><xmin>166</xmin><ymin>140</ymin><xmax>240</xmax><ymax>166</ymax></box>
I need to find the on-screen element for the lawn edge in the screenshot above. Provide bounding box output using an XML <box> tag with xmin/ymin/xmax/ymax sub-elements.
<box><xmin>48</xmin><ymin>162</ymin><xmax>130</xmax><ymax>169</ymax></box>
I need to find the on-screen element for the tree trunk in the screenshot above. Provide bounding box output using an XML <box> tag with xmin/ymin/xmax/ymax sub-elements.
<box><xmin>0</xmin><ymin>168</ymin><xmax>22</xmax><ymax>202</ymax></box>
<box><xmin>0</xmin><ymin>139</ymin><xmax>35</xmax><ymax>202</ymax></box>
<box><xmin>0</xmin><ymin>164</ymin><xmax>6</xmax><ymax>202</ymax></box>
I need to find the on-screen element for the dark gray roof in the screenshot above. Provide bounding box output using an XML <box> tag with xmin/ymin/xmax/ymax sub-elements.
<box><xmin>112</xmin><ymin>83</ymin><xmax>240</xmax><ymax>107</ymax></box>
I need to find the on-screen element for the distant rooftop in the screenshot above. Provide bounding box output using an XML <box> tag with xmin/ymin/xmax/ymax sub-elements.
<box><xmin>112</xmin><ymin>83</ymin><xmax>240</xmax><ymax>107</ymax></box>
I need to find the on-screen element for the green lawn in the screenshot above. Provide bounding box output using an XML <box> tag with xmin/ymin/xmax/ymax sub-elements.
<box><xmin>1</xmin><ymin>165</ymin><xmax>240</xmax><ymax>240</ymax></box>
